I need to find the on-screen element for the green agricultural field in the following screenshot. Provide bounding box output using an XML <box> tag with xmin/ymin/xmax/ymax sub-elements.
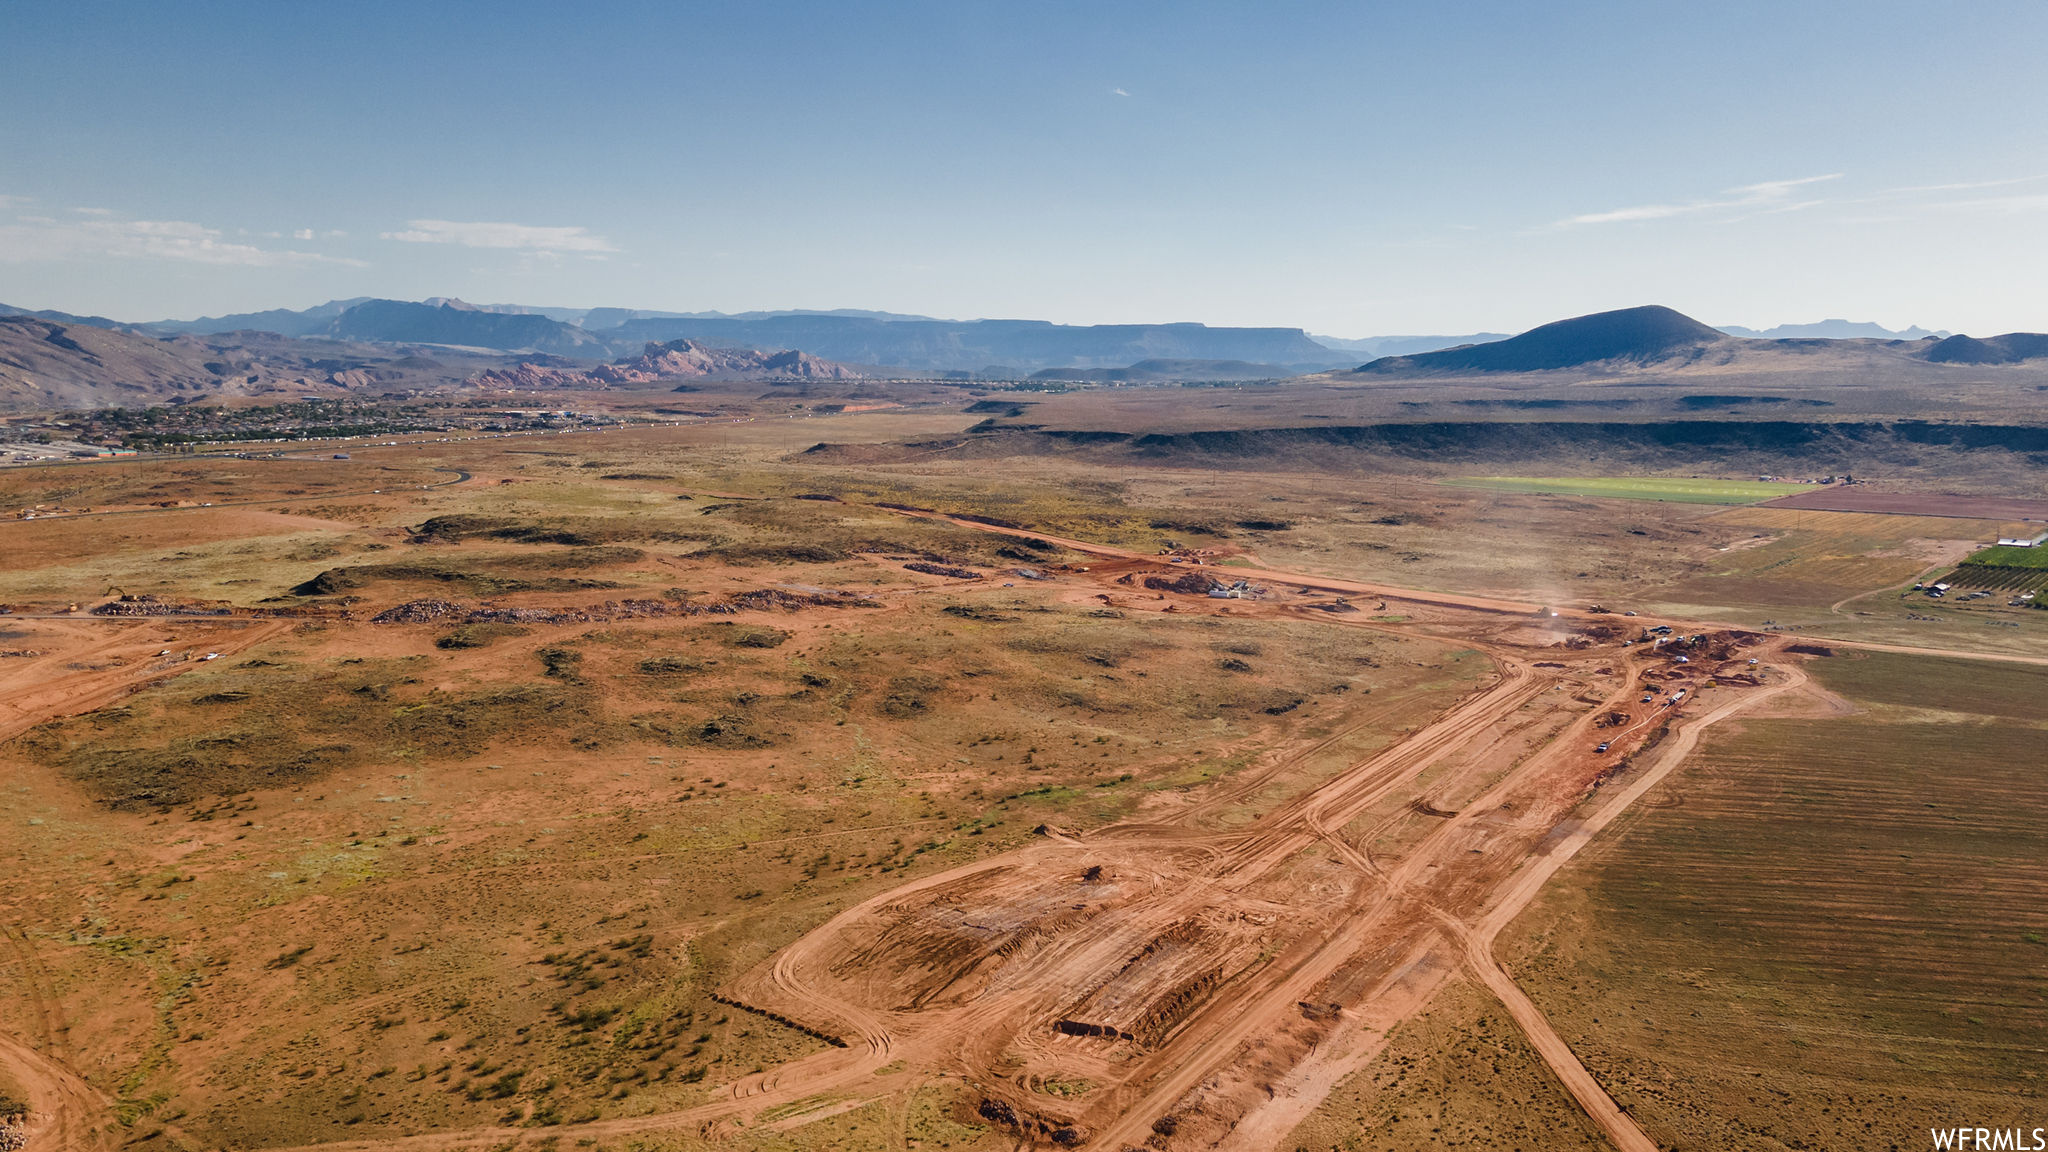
<box><xmin>1944</xmin><ymin>541</ymin><xmax>2048</xmax><ymax>593</ymax></box>
<box><xmin>1959</xmin><ymin>542</ymin><xmax>2048</xmax><ymax>568</ymax></box>
<box><xmin>1442</xmin><ymin>475</ymin><xmax>1808</xmax><ymax>504</ymax></box>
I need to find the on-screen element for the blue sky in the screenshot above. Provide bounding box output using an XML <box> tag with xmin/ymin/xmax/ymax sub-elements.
<box><xmin>3</xmin><ymin>0</ymin><xmax>2045</xmax><ymax>334</ymax></box>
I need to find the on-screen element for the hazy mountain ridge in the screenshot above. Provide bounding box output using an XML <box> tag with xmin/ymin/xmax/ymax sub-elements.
<box><xmin>1357</xmin><ymin>305</ymin><xmax>2045</xmax><ymax>376</ymax></box>
<box><xmin>601</xmin><ymin>314</ymin><xmax>1351</xmax><ymax>374</ymax></box>
<box><xmin>1309</xmin><ymin>332</ymin><xmax>1511</xmax><ymax>357</ymax></box>
<box><xmin>3</xmin><ymin>296</ymin><xmax>1998</xmax><ymax>377</ymax></box>
<box><xmin>327</xmin><ymin>300</ymin><xmax>616</xmax><ymax>355</ymax></box>
<box><xmin>0</xmin><ymin>302</ymin><xmax>136</xmax><ymax>330</ymax></box>
<box><xmin>472</xmin><ymin>339</ymin><xmax>871</xmax><ymax>388</ymax></box>
<box><xmin>23</xmin><ymin>298</ymin><xmax>1354</xmax><ymax>372</ymax></box>
<box><xmin>1716</xmin><ymin>319</ymin><xmax>1947</xmax><ymax>340</ymax></box>
<box><xmin>0</xmin><ymin>316</ymin><xmax>528</xmax><ymax>412</ymax></box>
<box><xmin>145</xmin><ymin>298</ymin><xmax>374</xmax><ymax>337</ymax></box>
<box><xmin>7</xmin><ymin>299</ymin><xmax>2045</xmax><ymax>407</ymax></box>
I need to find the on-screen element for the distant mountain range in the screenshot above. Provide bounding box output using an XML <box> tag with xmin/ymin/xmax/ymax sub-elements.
<box><xmin>595</xmin><ymin>314</ymin><xmax>1351</xmax><ymax>374</ymax></box>
<box><xmin>4</xmin><ymin>297</ymin><xmax>2037</xmax><ymax>398</ymax></box>
<box><xmin>5</xmin><ymin>298</ymin><xmax>1358</xmax><ymax>374</ymax></box>
<box><xmin>1715</xmin><ymin>319</ymin><xmax>1948</xmax><ymax>340</ymax></box>
<box><xmin>1356</xmin><ymin>305</ymin><xmax>2044</xmax><ymax>375</ymax></box>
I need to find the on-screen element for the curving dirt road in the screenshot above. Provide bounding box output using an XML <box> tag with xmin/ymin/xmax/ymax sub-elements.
<box><xmin>0</xmin><ymin>1034</ymin><xmax>116</xmax><ymax>1152</ymax></box>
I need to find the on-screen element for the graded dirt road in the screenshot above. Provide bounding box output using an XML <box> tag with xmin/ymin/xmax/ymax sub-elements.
<box><xmin>704</xmin><ymin>594</ymin><xmax>1785</xmax><ymax>1152</ymax></box>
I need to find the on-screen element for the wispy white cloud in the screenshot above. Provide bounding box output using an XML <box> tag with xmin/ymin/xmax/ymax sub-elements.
<box><xmin>0</xmin><ymin>204</ymin><xmax>363</xmax><ymax>267</ymax></box>
<box><xmin>1558</xmin><ymin>173</ymin><xmax>1843</xmax><ymax>227</ymax></box>
<box><xmin>1111</xmin><ymin>87</ymin><xmax>1130</xmax><ymax>97</ymax></box>
<box><xmin>1872</xmin><ymin>173</ymin><xmax>2048</xmax><ymax>197</ymax></box>
<box><xmin>381</xmin><ymin>219</ymin><xmax>616</xmax><ymax>254</ymax></box>
<box><xmin>1821</xmin><ymin>173</ymin><xmax>2048</xmax><ymax>222</ymax></box>
<box><xmin>1918</xmin><ymin>192</ymin><xmax>2048</xmax><ymax>215</ymax></box>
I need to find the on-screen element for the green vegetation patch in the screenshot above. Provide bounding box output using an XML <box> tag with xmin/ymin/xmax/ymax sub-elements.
<box><xmin>409</xmin><ymin>514</ymin><xmax>706</xmax><ymax>546</ymax></box>
<box><xmin>12</xmin><ymin>664</ymin><xmax>595</xmax><ymax>809</ymax></box>
<box><xmin>291</xmin><ymin>550</ymin><xmax>636</xmax><ymax>596</ymax></box>
<box><xmin>1946</xmin><ymin>564</ymin><xmax>2048</xmax><ymax>593</ymax></box>
<box><xmin>1442</xmin><ymin>476</ymin><xmax>1805</xmax><ymax>504</ymax></box>
<box><xmin>1284</xmin><ymin>980</ymin><xmax>1609</xmax><ymax>1152</ymax></box>
<box><xmin>1960</xmin><ymin>543</ymin><xmax>2048</xmax><ymax>568</ymax></box>
<box><xmin>1946</xmin><ymin>542</ymin><xmax>2048</xmax><ymax>593</ymax></box>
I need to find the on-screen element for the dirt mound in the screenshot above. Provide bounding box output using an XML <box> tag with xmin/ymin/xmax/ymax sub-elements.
<box><xmin>91</xmin><ymin>598</ymin><xmax>232</xmax><ymax>617</ymax></box>
<box><xmin>371</xmin><ymin>599</ymin><xmax>465</xmax><ymax>623</ymax></box>
<box><xmin>1142</xmin><ymin>570</ymin><xmax>1218</xmax><ymax>595</ymax></box>
<box><xmin>904</xmin><ymin>561</ymin><xmax>981</xmax><ymax>579</ymax></box>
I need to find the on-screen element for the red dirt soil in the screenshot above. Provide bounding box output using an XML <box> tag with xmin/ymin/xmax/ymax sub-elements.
<box><xmin>1</xmin><ymin>516</ymin><xmax>1802</xmax><ymax>1152</ymax></box>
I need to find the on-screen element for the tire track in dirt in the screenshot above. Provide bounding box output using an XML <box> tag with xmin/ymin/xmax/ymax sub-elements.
<box><xmin>0</xmin><ymin>618</ymin><xmax>293</xmax><ymax>1150</ymax></box>
<box><xmin>0</xmin><ymin>1033</ymin><xmax>118</xmax><ymax>1152</ymax></box>
<box><xmin>1069</xmin><ymin>655</ymin><xmax>1563</xmax><ymax>1152</ymax></box>
<box><xmin>0</xmin><ymin>924</ymin><xmax>120</xmax><ymax>1152</ymax></box>
<box><xmin>0</xmin><ymin>619</ymin><xmax>292</xmax><ymax>744</ymax></box>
